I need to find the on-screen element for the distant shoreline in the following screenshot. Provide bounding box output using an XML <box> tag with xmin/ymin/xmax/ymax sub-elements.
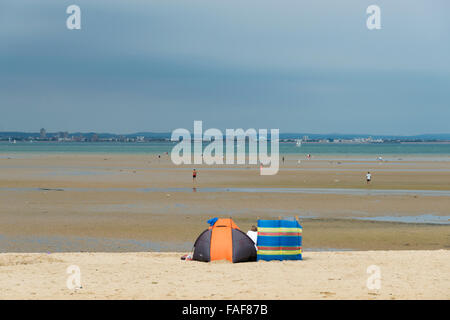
<box><xmin>1</xmin><ymin>141</ymin><xmax>450</xmax><ymax>157</ymax></box>
<box><xmin>2</xmin><ymin>131</ymin><xmax>450</xmax><ymax>144</ymax></box>
<box><xmin>2</xmin><ymin>140</ymin><xmax>450</xmax><ymax>144</ymax></box>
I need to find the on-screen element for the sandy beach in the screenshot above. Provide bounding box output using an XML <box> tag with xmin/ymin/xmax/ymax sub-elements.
<box><xmin>0</xmin><ymin>152</ymin><xmax>449</xmax><ymax>299</ymax></box>
<box><xmin>0</xmin><ymin>250</ymin><xmax>448</xmax><ymax>300</ymax></box>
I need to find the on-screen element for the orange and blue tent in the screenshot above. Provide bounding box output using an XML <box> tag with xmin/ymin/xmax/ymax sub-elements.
<box><xmin>192</xmin><ymin>218</ymin><xmax>257</xmax><ymax>263</ymax></box>
<box><xmin>257</xmin><ymin>219</ymin><xmax>302</xmax><ymax>261</ymax></box>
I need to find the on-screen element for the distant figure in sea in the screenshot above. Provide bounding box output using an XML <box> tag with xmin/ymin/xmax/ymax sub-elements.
<box><xmin>366</xmin><ymin>171</ymin><xmax>372</xmax><ymax>184</ymax></box>
<box><xmin>307</xmin><ymin>154</ymin><xmax>311</xmax><ymax>159</ymax></box>
<box><xmin>193</xmin><ymin>169</ymin><xmax>197</xmax><ymax>183</ymax></box>
<box><xmin>282</xmin><ymin>156</ymin><xmax>285</xmax><ymax>164</ymax></box>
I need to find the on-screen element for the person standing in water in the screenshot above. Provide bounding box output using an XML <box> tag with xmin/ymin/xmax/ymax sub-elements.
<box><xmin>366</xmin><ymin>171</ymin><xmax>372</xmax><ymax>184</ymax></box>
<box><xmin>192</xmin><ymin>169</ymin><xmax>197</xmax><ymax>183</ymax></box>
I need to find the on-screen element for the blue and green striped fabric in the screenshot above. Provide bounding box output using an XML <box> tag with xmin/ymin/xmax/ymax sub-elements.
<box><xmin>257</xmin><ymin>219</ymin><xmax>302</xmax><ymax>261</ymax></box>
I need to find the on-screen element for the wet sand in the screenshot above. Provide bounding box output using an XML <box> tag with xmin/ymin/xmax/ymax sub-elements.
<box><xmin>0</xmin><ymin>153</ymin><xmax>449</xmax><ymax>252</ymax></box>
<box><xmin>0</xmin><ymin>250</ymin><xmax>448</xmax><ymax>299</ymax></box>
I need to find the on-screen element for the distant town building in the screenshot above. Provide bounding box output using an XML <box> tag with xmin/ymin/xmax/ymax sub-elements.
<box><xmin>57</xmin><ymin>131</ymin><xmax>70</xmax><ymax>141</ymax></box>
<box><xmin>40</xmin><ymin>128</ymin><xmax>46</xmax><ymax>139</ymax></box>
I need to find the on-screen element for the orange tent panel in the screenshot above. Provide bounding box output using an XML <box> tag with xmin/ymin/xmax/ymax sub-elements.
<box><xmin>209</xmin><ymin>218</ymin><xmax>238</xmax><ymax>262</ymax></box>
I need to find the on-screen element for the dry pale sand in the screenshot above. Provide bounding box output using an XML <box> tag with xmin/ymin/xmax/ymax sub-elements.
<box><xmin>0</xmin><ymin>250</ymin><xmax>448</xmax><ymax>300</ymax></box>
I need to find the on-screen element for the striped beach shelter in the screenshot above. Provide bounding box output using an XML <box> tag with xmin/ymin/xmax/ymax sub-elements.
<box><xmin>257</xmin><ymin>219</ymin><xmax>302</xmax><ymax>261</ymax></box>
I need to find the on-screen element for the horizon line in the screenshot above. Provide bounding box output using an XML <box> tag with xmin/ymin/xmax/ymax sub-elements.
<box><xmin>1</xmin><ymin>131</ymin><xmax>450</xmax><ymax>138</ymax></box>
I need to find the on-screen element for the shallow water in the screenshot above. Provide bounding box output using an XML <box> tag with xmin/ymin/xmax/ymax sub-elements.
<box><xmin>353</xmin><ymin>214</ymin><xmax>449</xmax><ymax>225</ymax></box>
<box><xmin>1</xmin><ymin>186</ymin><xmax>450</xmax><ymax>197</ymax></box>
<box><xmin>45</xmin><ymin>170</ymin><xmax>120</xmax><ymax>176</ymax></box>
<box><xmin>2</xmin><ymin>141</ymin><xmax>450</xmax><ymax>156</ymax></box>
<box><xmin>2</xmin><ymin>162</ymin><xmax>450</xmax><ymax>174</ymax></box>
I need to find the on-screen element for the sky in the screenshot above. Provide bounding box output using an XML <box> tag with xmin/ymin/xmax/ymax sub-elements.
<box><xmin>0</xmin><ymin>0</ymin><xmax>449</xmax><ymax>135</ymax></box>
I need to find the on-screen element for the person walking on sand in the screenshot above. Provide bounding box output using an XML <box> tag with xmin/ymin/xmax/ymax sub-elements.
<box><xmin>192</xmin><ymin>169</ymin><xmax>197</xmax><ymax>183</ymax></box>
<box><xmin>366</xmin><ymin>171</ymin><xmax>372</xmax><ymax>184</ymax></box>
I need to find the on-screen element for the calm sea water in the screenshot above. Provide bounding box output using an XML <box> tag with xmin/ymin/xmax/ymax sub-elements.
<box><xmin>1</xmin><ymin>141</ymin><xmax>450</xmax><ymax>155</ymax></box>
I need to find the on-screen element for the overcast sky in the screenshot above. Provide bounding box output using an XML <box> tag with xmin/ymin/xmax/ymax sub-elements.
<box><xmin>1</xmin><ymin>0</ymin><xmax>449</xmax><ymax>134</ymax></box>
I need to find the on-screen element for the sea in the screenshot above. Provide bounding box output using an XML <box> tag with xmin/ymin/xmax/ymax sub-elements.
<box><xmin>1</xmin><ymin>141</ymin><xmax>450</xmax><ymax>157</ymax></box>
